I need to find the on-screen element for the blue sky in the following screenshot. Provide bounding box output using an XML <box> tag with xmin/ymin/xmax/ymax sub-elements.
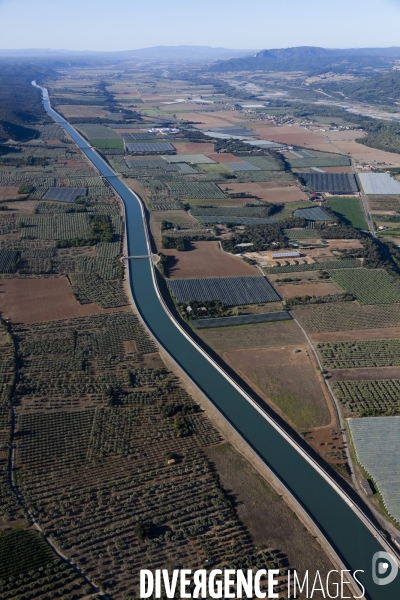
<box><xmin>1</xmin><ymin>0</ymin><xmax>400</xmax><ymax>51</ymax></box>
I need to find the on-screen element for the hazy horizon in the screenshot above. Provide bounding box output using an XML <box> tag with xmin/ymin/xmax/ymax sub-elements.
<box><xmin>0</xmin><ymin>0</ymin><xmax>399</xmax><ymax>52</ymax></box>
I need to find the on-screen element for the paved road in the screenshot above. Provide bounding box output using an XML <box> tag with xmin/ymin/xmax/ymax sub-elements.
<box><xmin>32</xmin><ymin>81</ymin><xmax>400</xmax><ymax>600</ymax></box>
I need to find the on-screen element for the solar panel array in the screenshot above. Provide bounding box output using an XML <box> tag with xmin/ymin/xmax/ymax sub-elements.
<box><xmin>358</xmin><ymin>173</ymin><xmax>400</xmax><ymax>195</ymax></box>
<box><xmin>191</xmin><ymin>311</ymin><xmax>291</xmax><ymax>329</ymax></box>
<box><xmin>224</xmin><ymin>161</ymin><xmax>261</xmax><ymax>172</ymax></box>
<box><xmin>348</xmin><ymin>417</ymin><xmax>400</xmax><ymax>523</ymax></box>
<box><xmin>42</xmin><ymin>187</ymin><xmax>87</xmax><ymax>203</ymax></box>
<box><xmin>301</xmin><ymin>173</ymin><xmax>359</xmax><ymax>193</ymax></box>
<box><xmin>293</xmin><ymin>207</ymin><xmax>332</xmax><ymax>221</ymax></box>
<box><xmin>167</xmin><ymin>276</ymin><xmax>280</xmax><ymax>306</ymax></box>
<box><xmin>126</xmin><ymin>142</ymin><xmax>175</xmax><ymax>152</ymax></box>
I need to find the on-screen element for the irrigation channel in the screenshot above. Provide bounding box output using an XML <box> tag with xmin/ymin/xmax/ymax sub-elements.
<box><xmin>33</xmin><ymin>81</ymin><xmax>399</xmax><ymax>599</ymax></box>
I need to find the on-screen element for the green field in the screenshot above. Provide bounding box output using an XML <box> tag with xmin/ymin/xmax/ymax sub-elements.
<box><xmin>328</xmin><ymin>197</ymin><xmax>368</xmax><ymax>230</ymax></box>
<box><xmin>90</xmin><ymin>139</ymin><xmax>124</xmax><ymax>149</ymax></box>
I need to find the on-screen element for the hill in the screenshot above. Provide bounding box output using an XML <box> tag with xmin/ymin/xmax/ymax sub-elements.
<box><xmin>209</xmin><ymin>46</ymin><xmax>400</xmax><ymax>73</ymax></box>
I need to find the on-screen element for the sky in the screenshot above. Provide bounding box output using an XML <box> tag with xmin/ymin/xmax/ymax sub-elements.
<box><xmin>0</xmin><ymin>0</ymin><xmax>400</xmax><ymax>52</ymax></box>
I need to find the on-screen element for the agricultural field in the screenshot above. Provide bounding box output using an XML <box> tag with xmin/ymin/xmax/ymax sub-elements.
<box><xmin>293</xmin><ymin>303</ymin><xmax>400</xmax><ymax>333</ymax></box>
<box><xmin>167</xmin><ymin>181</ymin><xmax>226</xmax><ymax>199</ymax></box>
<box><xmin>285</xmin><ymin>150</ymin><xmax>351</xmax><ymax>169</ymax></box>
<box><xmin>328</xmin><ymin>197</ymin><xmax>368</xmax><ymax>229</ymax></box>
<box><xmin>0</xmin><ymin>529</ymin><xmax>91</xmax><ymax>599</ymax></box>
<box><xmin>223</xmin><ymin>346</ymin><xmax>331</xmax><ymax>428</ymax></box>
<box><xmin>10</xmin><ymin>310</ymin><xmax>290</xmax><ymax>599</ymax></box>
<box><xmin>317</xmin><ymin>339</ymin><xmax>400</xmax><ymax>369</ymax></box>
<box><xmin>162</xmin><ymin>241</ymin><xmax>259</xmax><ymax>279</ymax></box>
<box><xmin>300</xmin><ymin>173</ymin><xmax>359</xmax><ymax>194</ymax></box>
<box><xmin>167</xmin><ymin>276</ymin><xmax>281</xmax><ymax>306</ymax></box>
<box><xmin>217</xmin><ymin>182</ymin><xmax>307</xmax><ymax>202</ymax></box>
<box><xmin>349</xmin><ymin>417</ymin><xmax>400</xmax><ymax>522</ymax></box>
<box><xmin>334</xmin><ymin>379</ymin><xmax>400</xmax><ymax>415</ymax></box>
<box><xmin>42</xmin><ymin>187</ymin><xmax>87</xmax><ymax>202</ymax></box>
<box><xmin>91</xmin><ymin>139</ymin><xmax>125</xmax><ymax>149</ymax></box>
<box><xmin>358</xmin><ymin>173</ymin><xmax>400</xmax><ymax>195</ymax></box>
<box><xmin>330</xmin><ymin>268</ymin><xmax>400</xmax><ymax>304</ymax></box>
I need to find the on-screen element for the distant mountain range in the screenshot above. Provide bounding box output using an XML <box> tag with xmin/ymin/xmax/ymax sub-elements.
<box><xmin>0</xmin><ymin>46</ymin><xmax>257</xmax><ymax>63</ymax></box>
<box><xmin>209</xmin><ymin>46</ymin><xmax>400</xmax><ymax>72</ymax></box>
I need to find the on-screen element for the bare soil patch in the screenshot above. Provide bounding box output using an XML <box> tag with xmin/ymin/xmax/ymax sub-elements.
<box><xmin>187</xmin><ymin>112</ymin><xmax>245</xmax><ymax>126</ymax></box>
<box><xmin>58</xmin><ymin>105</ymin><xmax>108</xmax><ymax>118</ymax></box>
<box><xmin>218</xmin><ymin>183</ymin><xmax>307</xmax><ymax>202</ymax></box>
<box><xmin>276</xmin><ymin>281</ymin><xmax>342</xmax><ymax>297</ymax></box>
<box><xmin>309</xmin><ymin>327</ymin><xmax>400</xmax><ymax>343</ymax></box>
<box><xmin>252</xmin><ymin>124</ymin><xmax>336</xmax><ymax>152</ymax></box>
<box><xmin>0</xmin><ymin>277</ymin><xmax>130</xmax><ymax>323</ymax></box>
<box><xmin>322</xmin><ymin>166</ymin><xmax>355</xmax><ymax>173</ymax></box>
<box><xmin>328</xmin><ymin>140</ymin><xmax>400</xmax><ymax>166</ymax></box>
<box><xmin>206</xmin><ymin>153</ymin><xmax>243</xmax><ymax>163</ymax></box>
<box><xmin>174</xmin><ymin>142</ymin><xmax>215</xmax><ymax>155</ymax></box>
<box><xmin>329</xmin><ymin>366</ymin><xmax>400</xmax><ymax>381</ymax></box>
<box><xmin>197</xmin><ymin>319</ymin><xmax>304</xmax><ymax>352</ymax></box>
<box><xmin>223</xmin><ymin>345</ymin><xmax>331</xmax><ymax>428</ymax></box>
<box><xmin>207</xmin><ymin>443</ymin><xmax>341</xmax><ymax>574</ymax></box>
<box><xmin>0</xmin><ymin>186</ymin><xmax>23</xmax><ymax>201</ymax></box>
<box><xmin>163</xmin><ymin>241</ymin><xmax>259</xmax><ymax>278</ymax></box>
<box><xmin>4</xmin><ymin>200</ymin><xmax>38</xmax><ymax>214</ymax></box>
<box><xmin>327</xmin><ymin>130</ymin><xmax>367</xmax><ymax>142</ymax></box>
<box><xmin>303</xmin><ymin>428</ymin><xmax>347</xmax><ymax>464</ymax></box>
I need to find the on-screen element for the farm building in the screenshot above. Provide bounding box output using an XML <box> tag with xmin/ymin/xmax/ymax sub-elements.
<box><xmin>269</xmin><ymin>251</ymin><xmax>301</xmax><ymax>259</ymax></box>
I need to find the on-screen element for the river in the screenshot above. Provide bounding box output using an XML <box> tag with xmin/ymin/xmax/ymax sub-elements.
<box><xmin>32</xmin><ymin>81</ymin><xmax>400</xmax><ymax>599</ymax></box>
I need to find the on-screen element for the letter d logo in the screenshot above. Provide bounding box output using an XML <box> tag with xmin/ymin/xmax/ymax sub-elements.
<box><xmin>372</xmin><ymin>551</ymin><xmax>398</xmax><ymax>586</ymax></box>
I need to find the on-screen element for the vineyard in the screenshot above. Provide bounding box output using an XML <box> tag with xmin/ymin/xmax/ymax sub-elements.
<box><xmin>285</xmin><ymin>228</ymin><xmax>321</xmax><ymax>239</ymax></box>
<box><xmin>292</xmin><ymin>303</ymin><xmax>400</xmax><ymax>332</ymax></box>
<box><xmin>190</xmin><ymin>206</ymin><xmax>277</xmax><ymax>218</ymax></box>
<box><xmin>332</xmin><ymin>379</ymin><xmax>400</xmax><ymax>415</ymax></box>
<box><xmin>317</xmin><ymin>339</ymin><xmax>400</xmax><ymax>368</ymax></box>
<box><xmin>330</xmin><ymin>268</ymin><xmax>400</xmax><ymax>305</ymax></box>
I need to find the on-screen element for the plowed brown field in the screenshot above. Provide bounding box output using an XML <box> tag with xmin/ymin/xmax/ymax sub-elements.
<box><xmin>0</xmin><ymin>186</ymin><xmax>22</xmax><ymax>201</ymax></box>
<box><xmin>0</xmin><ymin>277</ymin><xmax>129</xmax><ymax>323</ymax></box>
<box><xmin>163</xmin><ymin>241</ymin><xmax>259</xmax><ymax>278</ymax></box>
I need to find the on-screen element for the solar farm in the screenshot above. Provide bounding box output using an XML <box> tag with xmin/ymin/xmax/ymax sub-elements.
<box><xmin>348</xmin><ymin>417</ymin><xmax>400</xmax><ymax>523</ymax></box>
<box><xmin>42</xmin><ymin>187</ymin><xmax>87</xmax><ymax>203</ymax></box>
<box><xmin>126</xmin><ymin>142</ymin><xmax>175</xmax><ymax>153</ymax></box>
<box><xmin>358</xmin><ymin>173</ymin><xmax>400</xmax><ymax>195</ymax></box>
<box><xmin>167</xmin><ymin>276</ymin><xmax>281</xmax><ymax>305</ymax></box>
<box><xmin>300</xmin><ymin>173</ymin><xmax>359</xmax><ymax>193</ymax></box>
